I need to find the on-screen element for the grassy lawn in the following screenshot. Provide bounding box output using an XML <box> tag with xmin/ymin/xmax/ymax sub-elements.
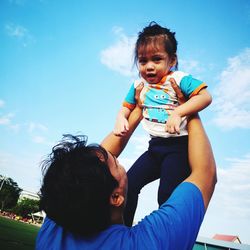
<box><xmin>0</xmin><ymin>216</ymin><xmax>40</xmax><ymax>250</ymax></box>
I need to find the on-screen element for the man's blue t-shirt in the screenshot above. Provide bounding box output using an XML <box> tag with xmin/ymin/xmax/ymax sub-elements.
<box><xmin>36</xmin><ymin>182</ymin><xmax>205</xmax><ymax>250</ymax></box>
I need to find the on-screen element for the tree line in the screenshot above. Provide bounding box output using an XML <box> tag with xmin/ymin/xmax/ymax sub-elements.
<box><xmin>0</xmin><ymin>175</ymin><xmax>40</xmax><ymax>218</ymax></box>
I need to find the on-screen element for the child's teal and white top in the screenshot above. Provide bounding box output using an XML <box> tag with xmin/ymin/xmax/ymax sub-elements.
<box><xmin>123</xmin><ymin>71</ymin><xmax>207</xmax><ymax>138</ymax></box>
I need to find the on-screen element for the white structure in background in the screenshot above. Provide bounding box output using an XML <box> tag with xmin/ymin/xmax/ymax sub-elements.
<box><xmin>31</xmin><ymin>210</ymin><xmax>46</xmax><ymax>224</ymax></box>
<box><xmin>18</xmin><ymin>190</ymin><xmax>46</xmax><ymax>223</ymax></box>
<box><xmin>19</xmin><ymin>190</ymin><xmax>39</xmax><ymax>201</ymax></box>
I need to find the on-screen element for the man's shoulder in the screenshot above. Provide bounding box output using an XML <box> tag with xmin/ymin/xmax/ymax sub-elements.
<box><xmin>136</xmin><ymin>182</ymin><xmax>205</xmax><ymax>249</ymax></box>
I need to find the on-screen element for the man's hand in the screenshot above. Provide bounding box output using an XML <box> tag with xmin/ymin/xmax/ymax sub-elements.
<box><xmin>135</xmin><ymin>82</ymin><xmax>144</xmax><ymax>108</ymax></box>
<box><xmin>169</xmin><ymin>78</ymin><xmax>186</xmax><ymax>104</ymax></box>
<box><xmin>165</xmin><ymin>78</ymin><xmax>187</xmax><ymax>134</ymax></box>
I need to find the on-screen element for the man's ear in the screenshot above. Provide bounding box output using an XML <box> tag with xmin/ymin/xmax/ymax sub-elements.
<box><xmin>110</xmin><ymin>193</ymin><xmax>124</xmax><ymax>207</ymax></box>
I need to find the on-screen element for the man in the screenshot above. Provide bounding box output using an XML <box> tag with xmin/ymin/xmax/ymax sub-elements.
<box><xmin>36</xmin><ymin>82</ymin><xmax>217</xmax><ymax>249</ymax></box>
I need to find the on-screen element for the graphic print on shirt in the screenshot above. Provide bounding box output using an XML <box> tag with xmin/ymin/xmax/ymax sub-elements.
<box><xmin>140</xmin><ymin>83</ymin><xmax>178</xmax><ymax>124</ymax></box>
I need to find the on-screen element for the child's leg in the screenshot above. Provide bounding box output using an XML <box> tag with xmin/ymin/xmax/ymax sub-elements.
<box><xmin>124</xmin><ymin>150</ymin><xmax>160</xmax><ymax>226</ymax></box>
<box><xmin>157</xmin><ymin>136</ymin><xmax>190</xmax><ymax>206</ymax></box>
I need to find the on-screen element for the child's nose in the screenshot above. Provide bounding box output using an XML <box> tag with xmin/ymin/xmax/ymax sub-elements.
<box><xmin>146</xmin><ymin>61</ymin><xmax>155</xmax><ymax>70</ymax></box>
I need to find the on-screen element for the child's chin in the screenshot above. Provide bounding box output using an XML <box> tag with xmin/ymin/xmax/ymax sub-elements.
<box><xmin>147</xmin><ymin>77</ymin><xmax>157</xmax><ymax>84</ymax></box>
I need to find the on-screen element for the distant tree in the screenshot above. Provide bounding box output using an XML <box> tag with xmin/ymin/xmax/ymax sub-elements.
<box><xmin>14</xmin><ymin>197</ymin><xmax>40</xmax><ymax>218</ymax></box>
<box><xmin>0</xmin><ymin>175</ymin><xmax>22</xmax><ymax>210</ymax></box>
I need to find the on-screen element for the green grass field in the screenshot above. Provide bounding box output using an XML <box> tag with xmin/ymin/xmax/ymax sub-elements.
<box><xmin>0</xmin><ymin>216</ymin><xmax>40</xmax><ymax>250</ymax></box>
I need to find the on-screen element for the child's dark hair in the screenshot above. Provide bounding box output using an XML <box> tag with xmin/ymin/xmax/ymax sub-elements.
<box><xmin>39</xmin><ymin>134</ymin><xmax>118</xmax><ymax>237</ymax></box>
<box><xmin>135</xmin><ymin>21</ymin><xmax>178</xmax><ymax>70</ymax></box>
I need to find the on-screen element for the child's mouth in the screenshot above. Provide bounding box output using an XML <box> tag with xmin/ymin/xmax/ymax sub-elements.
<box><xmin>146</xmin><ymin>74</ymin><xmax>156</xmax><ymax>78</ymax></box>
<box><xmin>146</xmin><ymin>74</ymin><xmax>157</xmax><ymax>82</ymax></box>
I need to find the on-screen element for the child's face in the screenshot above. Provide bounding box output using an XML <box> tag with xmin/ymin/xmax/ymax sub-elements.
<box><xmin>137</xmin><ymin>43</ymin><xmax>175</xmax><ymax>84</ymax></box>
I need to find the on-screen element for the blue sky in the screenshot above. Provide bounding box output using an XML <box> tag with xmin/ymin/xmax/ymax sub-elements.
<box><xmin>1</xmin><ymin>0</ymin><xmax>250</xmax><ymax>244</ymax></box>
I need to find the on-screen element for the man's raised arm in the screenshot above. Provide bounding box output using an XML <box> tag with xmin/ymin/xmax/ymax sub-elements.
<box><xmin>185</xmin><ymin>115</ymin><xmax>217</xmax><ymax>210</ymax></box>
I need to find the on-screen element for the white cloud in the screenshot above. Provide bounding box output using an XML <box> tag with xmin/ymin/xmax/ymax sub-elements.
<box><xmin>0</xmin><ymin>100</ymin><xmax>5</xmax><ymax>108</ymax></box>
<box><xmin>0</xmin><ymin>100</ymin><xmax>51</xmax><ymax>145</ymax></box>
<box><xmin>6</xmin><ymin>23</ymin><xmax>27</xmax><ymax>38</ymax></box>
<box><xmin>0</xmin><ymin>113</ymin><xmax>14</xmax><ymax>125</ymax></box>
<box><xmin>26</xmin><ymin>122</ymin><xmax>53</xmax><ymax>145</ymax></box>
<box><xmin>119</xmin><ymin>134</ymin><xmax>150</xmax><ymax>171</ymax></box>
<box><xmin>118</xmin><ymin>134</ymin><xmax>149</xmax><ymax>171</ymax></box>
<box><xmin>5</xmin><ymin>22</ymin><xmax>35</xmax><ymax>47</ymax></box>
<box><xmin>130</xmin><ymin>134</ymin><xmax>150</xmax><ymax>155</ymax></box>
<box><xmin>0</xmin><ymin>112</ymin><xmax>21</xmax><ymax>132</ymax></box>
<box><xmin>212</xmin><ymin>48</ymin><xmax>250</xmax><ymax>129</ymax></box>
<box><xmin>0</xmin><ymin>151</ymin><xmax>42</xmax><ymax>193</ymax></box>
<box><xmin>9</xmin><ymin>124</ymin><xmax>21</xmax><ymax>133</ymax></box>
<box><xmin>100</xmin><ymin>27</ymin><xmax>211</xmax><ymax>79</ymax></box>
<box><xmin>32</xmin><ymin>135</ymin><xmax>46</xmax><ymax>144</ymax></box>
<box><xmin>0</xmin><ymin>104</ymin><xmax>50</xmax><ymax>139</ymax></box>
<box><xmin>28</xmin><ymin>122</ymin><xmax>48</xmax><ymax>133</ymax></box>
<box><xmin>199</xmin><ymin>153</ymin><xmax>250</xmax><ymax>244</ymax></box>
<box><xmin>179</xmin><ymin>59</ymin><xmax>205</xmax><ymax>75</ymax></box>
<box><xmin>119</xmin><ymin>157</ymin><xmax>136</xmax><ymax>172</ymax></box>
<box><xmin>31</xmin><ymin>135</ymin><xmax>53</xmax><ymax>146</ymax></box>
<box><xmin>213</xmin><ymin>160</ymin><xmax>250</xmax><ymax>218</ymax></box>
<box><xmin>100</xmin><ymin>27</ymin><xmax>137</xmax><ymax>77</ymax></box>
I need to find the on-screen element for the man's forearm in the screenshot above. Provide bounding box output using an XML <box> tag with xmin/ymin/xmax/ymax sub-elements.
<box><xmin>184</xmin><ymin>115</ymin><xmax>217</xmax><ymax>210</ymax></box>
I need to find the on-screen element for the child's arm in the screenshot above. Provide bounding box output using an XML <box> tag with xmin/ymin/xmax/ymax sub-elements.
<box><xmin>166</xmin><ymin>88</ymin><xmax>212</xmax><ymax>134</ymax></box>
<box><xmin>113</xmin><ymin>107</ymin><xmax>131</xmax><ymax>136</ymax></box>
<box><xmin>113</xmin><ymin>82</ymin><xmax>144</xmax><ymax>137</ymax></box>
<box><xmin>103</xmin><ymin>105</ymin><xmax>143</xmax><ymax>157</ymax></box>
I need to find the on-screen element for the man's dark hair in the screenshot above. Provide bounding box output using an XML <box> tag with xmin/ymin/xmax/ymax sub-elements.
<box><xmin>135</xmin><ymin>21</ymin><xmax>178</xmax><ymax>69</ymax></box>
<box><xmin>39</xmin><ymin>134</ymin><xmax>118</xmax><ymax>237</ymax></box>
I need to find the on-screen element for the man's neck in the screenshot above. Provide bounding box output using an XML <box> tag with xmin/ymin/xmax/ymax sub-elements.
<box><xmin>110</xmin><ymin>207</ymin><xmax>124</xmax><ymax>225</ymax></box>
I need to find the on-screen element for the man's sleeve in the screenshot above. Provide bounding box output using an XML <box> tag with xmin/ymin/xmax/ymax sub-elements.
<box><xmin>180</xmin><ymin>75</ymin><xmax>207</xmax><ymax>98</ymax></box>
<box><xmin>135</xmin><ymin>182</ymin><xmax>205</xmax><ymax>250</ymax></box>
<box><xmin>122</xmin><ymin>83</ymin><xmax>136</xmax><ymax>110</ymax></box>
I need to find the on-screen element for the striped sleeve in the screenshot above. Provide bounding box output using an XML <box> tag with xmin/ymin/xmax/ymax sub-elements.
<box><xmin>180</xmin><ymin>75</ymin><xmax>207</xmax><ymax>98</ymax></box>
<box><xmin>122</xmin><ymin>82</ymin><xmax>136</xmax><ymax>110</ymax></box>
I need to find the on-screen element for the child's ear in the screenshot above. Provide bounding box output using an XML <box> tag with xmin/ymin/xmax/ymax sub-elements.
<box><xmin>170</xmin><ymin>54</ymin><xmax>177</xmax><ymax>68</ymax></box>
<box><xmin>110</xmin><ymin>193</ymin><xmax>124</xmax><ymax>207</ymax></box>
<box><xmin>171</xmin><ymin>56</ymin><xmax>177</xmax><ymax>67</ymax></box>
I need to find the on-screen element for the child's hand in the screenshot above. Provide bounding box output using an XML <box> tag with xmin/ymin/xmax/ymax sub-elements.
<box><xmin>113</xmin><ymin>116</ymin><xmax>129</xmax><ymax>136</ymax></box>
<box><xmin>166</xmin><ymin>111</ymin><xmax>182</xmax><ymax>134</ymax></box>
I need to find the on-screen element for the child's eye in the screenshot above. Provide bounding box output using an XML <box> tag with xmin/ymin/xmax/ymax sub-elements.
<box><xmin>153</xmin><ymin>57</ymin><xmax>162</xmax><ymax>62</ymax></box>
<box><xmin>138</xmin><ymin>58</ymin><xmax>147</xmax><ymax>65</ymax></box>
